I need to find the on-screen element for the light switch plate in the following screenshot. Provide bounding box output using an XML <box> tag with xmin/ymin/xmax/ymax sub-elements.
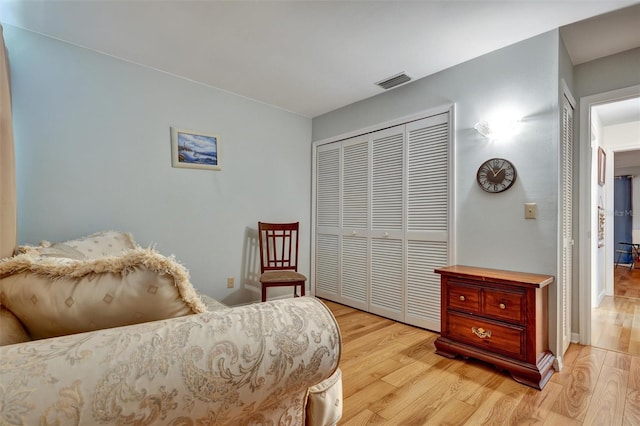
<box><xmin>525</xmin><ymin>203</ymin><xmax>537</xmax><ymax>219</ymax></box>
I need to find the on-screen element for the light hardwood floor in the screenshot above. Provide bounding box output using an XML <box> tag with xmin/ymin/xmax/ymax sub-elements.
<box><xmin>592</xmin><ymin>266</ymin><xmax>640</xmax><ymax>355</ymax></box>
<box><xmin>323</xmin><ymin>299</ymin><xmax>640</xmax><ymax>425</ymax></box>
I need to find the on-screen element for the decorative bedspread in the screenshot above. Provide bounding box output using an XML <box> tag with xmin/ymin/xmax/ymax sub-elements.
<box><xmin>0</xmin><ymin>297</ymin><xmax>341</xmax><ymax>425</ymax></box>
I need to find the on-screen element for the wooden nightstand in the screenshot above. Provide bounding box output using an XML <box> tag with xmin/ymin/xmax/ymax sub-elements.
<box><xmin>434</xmin><ymin>265</ymin><xmax>555</xmax><ymax>390</ymax></box>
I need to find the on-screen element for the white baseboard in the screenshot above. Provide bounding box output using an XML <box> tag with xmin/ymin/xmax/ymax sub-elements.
<box><xmin>571</xmin><ymin>332</ymin><xmax>580</xmax><ymax>343</ymax></box>
<box><xmin>553</xmin><ymin>354</ymin><xmax>564</xmax><ymax>372</ymax></box>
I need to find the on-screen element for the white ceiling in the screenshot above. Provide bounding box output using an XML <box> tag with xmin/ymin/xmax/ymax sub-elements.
<box><xmin>0</xmin><ymin>1</ymin><xmax>639</xmax><ymax>118</ymax></box>
<box><xmin>559</xmin><ymin>3</ymin><xmax>640</xmax><ymax>65</ymax></box>
<box><xmin>594</xmin><ymin>97</ymin><xmax>640</xmax><ymax>127</ymax></box>
<box><xmin>615</xmin><ymin>149</ymin><xmax>640</xmax><ymax>171</ymax></box>
<box><xmin>594</xmin><ymin>98</ymin><xmax>640</xmax><ymax>172</ymax></box>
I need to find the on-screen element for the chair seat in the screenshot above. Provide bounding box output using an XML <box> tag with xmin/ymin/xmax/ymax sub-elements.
<box><xmin>260</xmin><ymin>270</ymin><xmax>307</xmax><ymax>283</ymax></box>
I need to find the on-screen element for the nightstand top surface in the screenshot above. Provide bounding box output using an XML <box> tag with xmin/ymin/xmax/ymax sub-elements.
<box><xmin>435</xmin><ymin>265</ymin><xmax>554</xmax><ymax>288</ymax></box>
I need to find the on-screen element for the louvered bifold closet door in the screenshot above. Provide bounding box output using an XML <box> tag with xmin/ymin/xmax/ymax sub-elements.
<box><xmin>341</xmin><ymin>136</ymin><xmax>369</xmax><ymax>310</ymax></box>
<box><xmin>406</xmin><ymin>113</ymin><xmax>450</xmax><ymax>331</ymax></box>
<box><xmin>370</xmin><ymin>125</ymin><xmax>405</xmax><ymax>321</ymax></box>
<box><xmin>313</xmin><ymin>109</ymin><xmax>451</xmax><ymax>328</ymax></box>
<box><xmin>315</xmin><ymin>143</ymin><xmax>340</xmax><ymax>299</ymax></box>
<box><xmin>560</xmin><ymin>95</ymin><xmax>574</xmax><ymax>354</ymax></box>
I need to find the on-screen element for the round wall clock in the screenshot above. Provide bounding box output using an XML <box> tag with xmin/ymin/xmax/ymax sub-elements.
<box><xmin>476</xmin><ymin>158</ymin><xmax>517</xmax><ymax>193</ymax></box>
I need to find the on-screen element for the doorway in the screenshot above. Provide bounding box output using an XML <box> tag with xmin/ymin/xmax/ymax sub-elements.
<box><xmin>592</xmin><ymin>149</ymin><xmax>640</xmax><ymax>354</ymax></box>
<box><xmin>579</xmin><ymin>87</ymin><xmax>640</xmax><ymax>352</ymax></box>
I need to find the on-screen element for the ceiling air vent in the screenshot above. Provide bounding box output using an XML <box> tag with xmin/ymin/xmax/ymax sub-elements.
<box><xmin>376</xmin><ymin>72</ymin><xmax>411</xmax><ymax>90</ymax></box>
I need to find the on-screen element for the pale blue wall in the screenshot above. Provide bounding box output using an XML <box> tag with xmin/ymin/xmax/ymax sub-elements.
<box><xmin>313</xmin><ymin>30</ymin><xmax>564</xmax><ymax>358</ymax></box>
<box><xmin>574</xmin><ymin>48</ymin><xmax>640</xmax><ymax>99</ymax></box>
<box><xmin>4</xmin><ymin>25</ymin><xmax>312</xmax><ymax>304</ymax></box>
<box><xmin>313</xmin><ymin>30</ymin><xmax>561</xmax><ymax>278</ymax></box>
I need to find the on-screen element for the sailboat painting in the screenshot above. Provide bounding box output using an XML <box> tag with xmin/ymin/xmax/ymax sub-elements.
<box><xmin>171</xmin><ymin>127</ymin><xmax>221</xmax><ymax>170</ymax></box>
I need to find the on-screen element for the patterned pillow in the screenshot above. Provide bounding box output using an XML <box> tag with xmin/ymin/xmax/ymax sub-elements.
<box><xmin>17</xmin><ymin>231</ymin><xmax>136</xmax><ymax>260</ymax></box>
<box><xmin>0</xmin><ymin>236</ymin><xmax>207</xmax><ymax>340</ymax></box>
<box><xmin>56</xmin><ymin>231</ymin><xmax>136</xmax><ymax>259</ymax></box>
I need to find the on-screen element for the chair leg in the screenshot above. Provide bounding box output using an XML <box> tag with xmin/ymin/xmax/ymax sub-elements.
<box><xmin>293</xmin><ymin>283</ymin><xmax>305</xmax><ymax>298</ymax></box>
<box><xmin>262</xmin><ymin>285</ymin><xmax>267</xmax><ymax>302</ymax></box>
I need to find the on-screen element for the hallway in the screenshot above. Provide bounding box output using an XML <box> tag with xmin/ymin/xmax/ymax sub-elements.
<box><xmin>592</xmin><ymin>266</ymin><xmax>640</xmax><ymax>355</ymax></box>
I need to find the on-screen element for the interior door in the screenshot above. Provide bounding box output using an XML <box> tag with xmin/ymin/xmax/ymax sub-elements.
<box><xmin>405</xmin><ymin>113</ymin><xmax>450</xmax><ymax>331</ymax></box>
<box><xmin>369</xmin><ymin>125</ymin><xmax>405</xmax><ymax>321</ymax></box>
<box><xmin>340</xmin><ymin>135</ymin><xmax>369</xmax><ymax>310</ymax></box>
<box><xmin>561</xmin><ymin>94</ymin><xmax>574</xmax><ymax>354</ymax></box>
<box><xmin>315</xmin><ymin>143</ymin><xmax>340</xmax><ymax>299</ymax></box>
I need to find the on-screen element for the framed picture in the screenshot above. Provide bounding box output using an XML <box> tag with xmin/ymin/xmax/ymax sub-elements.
<box><xmin>598</xmin><ymin>147</ymin><xmax>606</xmax><ymax>186</ymax></box>
<box><xmin>171</xmin><ymin>127</ymin><xmax>221</xmax><ymax>170</ymax></box>
<box><xmin>598</xmin><ymin>205</ymin><xmax>605</xmax><ymax>248</ymax></box>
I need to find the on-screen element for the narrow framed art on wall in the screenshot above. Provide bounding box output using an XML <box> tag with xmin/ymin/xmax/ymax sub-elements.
<box><xmin>171</xmin><ymin>127</ymin><xmax>221</xmax><ymax>170</ymax></box>
<box><xmin>598</xmin><ymin>205</ymin><xmax>605</xmax><ymax>248</ymax></box>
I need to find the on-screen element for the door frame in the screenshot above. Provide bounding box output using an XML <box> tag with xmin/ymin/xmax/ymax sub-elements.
<box><xmin>579</xmin><ymin>84</ymin><xmax>640</xmax><ymax>345</ymax></box>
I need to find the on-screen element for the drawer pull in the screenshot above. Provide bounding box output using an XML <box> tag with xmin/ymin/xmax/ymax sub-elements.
<box><xmin>472</xmin><ymin>327</ymin><xmax>492</xmax><ymax>339</ymax></box>
<box><xmin>459</xmin><ymin>295</ymin><xmax>466</xmax><ymax>301</ymax></box>
<box><xmin>499</xmin><ymin>303</ymin><xmax>506</xmax><ymax>310</ymax></box>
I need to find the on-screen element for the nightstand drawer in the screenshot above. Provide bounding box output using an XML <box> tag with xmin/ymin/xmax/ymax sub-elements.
<box><xmin>483</xmin><ymin>288</ymin><xmax>525</xmax><ymax>323</ymax></box>
<box><xmin>446</xmin><ymin>312</ymin><xmax>525</xmax><ymax>360</ymax></box>
<box><xmin>448</xmin><ymin>282</ymin><xmax>480</xmax><ymax>314</ymax></box>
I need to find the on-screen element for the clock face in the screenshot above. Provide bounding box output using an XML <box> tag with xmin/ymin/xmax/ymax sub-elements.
<box><xmin>477</xmin><ymin>158</ymin><xmax>517</xmax><ymax>193</ymax></box>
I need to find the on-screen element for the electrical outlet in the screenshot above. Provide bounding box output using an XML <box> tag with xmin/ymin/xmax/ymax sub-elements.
<box><xmin>227</xmin><ymin>277</ymin><xmax>235</xmax><ymax>288</ymax></box>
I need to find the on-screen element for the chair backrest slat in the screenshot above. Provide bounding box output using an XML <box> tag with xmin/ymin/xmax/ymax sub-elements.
<box><xmin>258</xmin><ymin>222</ymin><xmax>300</xmax><ymax>273</ymax></box>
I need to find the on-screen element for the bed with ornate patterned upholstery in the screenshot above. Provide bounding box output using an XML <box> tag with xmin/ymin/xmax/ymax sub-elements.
<box><xmin>0</xmin><ymin>231</ymin><xmax>342</xmax><ymax>425</ymax></box>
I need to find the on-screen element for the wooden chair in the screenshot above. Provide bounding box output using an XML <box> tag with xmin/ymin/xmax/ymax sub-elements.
<box><xmin>258</xmin><ymin>222</ymin><xmax>306</xmax><ymax>302</ymax></box>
